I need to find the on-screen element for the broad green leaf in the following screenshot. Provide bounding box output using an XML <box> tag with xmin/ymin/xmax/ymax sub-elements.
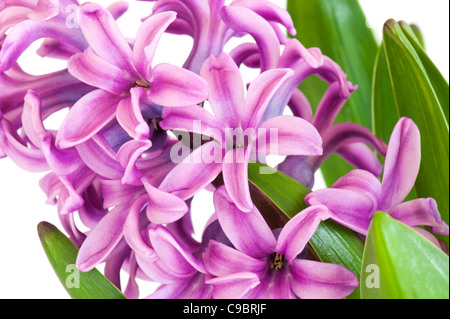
<box><xmin>287</xmin><ymin>0</ymin><xmax>378</xmax><ymax>186</ymax></box>
<box><xmin>383</xmin><ymin>20</ymin><xmax>449</xmax><ymax>245</ymax></box>
<box><xmin>360</xmin><ymin>212</ymin><xmax>449</xmax><ymax>299</ymax></box>
<box><xmin>37</xmin><ymin>221</ymin><xmax>127</xmax><ymax>299</ymax></box>
<box><xmin>248</xmin><ymin>162</ymin><xmax>364</xmax><ymax>299</ymax></box>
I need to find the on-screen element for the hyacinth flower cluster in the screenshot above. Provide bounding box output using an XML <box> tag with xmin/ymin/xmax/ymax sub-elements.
<box><xmin>0</xmin><ymin>0</ymin><xmax>448</xmax><ymax>299</ymax></box>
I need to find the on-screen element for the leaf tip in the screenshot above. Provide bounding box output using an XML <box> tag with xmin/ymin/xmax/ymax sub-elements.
<box><xmin>383</xmin><ymin>19</ymin><xmax>398</xmax><ymax>32</ymax></box>
<box><xmin>37</xmin><ymin>221</ymin><xmax>57</xmax><ymax>240</ymax></box>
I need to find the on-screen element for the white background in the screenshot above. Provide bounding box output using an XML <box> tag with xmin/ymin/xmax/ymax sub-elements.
<box><xmin>0</xmin><ymin>0</ymin><xmax>448</xmax><ymax>298</ymax></box>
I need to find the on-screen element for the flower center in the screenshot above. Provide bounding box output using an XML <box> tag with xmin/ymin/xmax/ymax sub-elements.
<box><xmin>270</xmin><ymin>252</ymin><xmax>285</xmax><ymax>270</ymax></box>
<box><xmin>224</xmin><ymin>127</ymin><xmax>255</xmax><ymax>151</ymax></box>
<box><xmin>149</xmin><ymin>117</ymin><xmax>163</xmax><ymax>131</ymax></box>
<box><xmin>134</xmin><ymin>81</ymin><xmax>150</xmax><ymax>90</ymax></box>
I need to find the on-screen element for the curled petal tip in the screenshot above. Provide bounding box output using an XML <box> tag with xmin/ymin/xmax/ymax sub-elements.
<box><xmin>304</xmin><ymin>47</ymin><xmax>324</xmax><ymax>69</ymax></box>
<box><xmin>79</xmin><ymin>2</ymin><xmax>103</xmax><ymax>14</ymax></box>
<box><xmin>135</xmin><ymin>123</ymin><xmax>150</xmax><ymax>140</ymax></box>
<box><xmin>54</xmin><ymin>136</ymin><xmax>72</xmax><ymax>150</ymax></box>
<box><xmin>75</xmin><ymin>261</ymin><xmax>91</xmax><ymax>273</ymax></box>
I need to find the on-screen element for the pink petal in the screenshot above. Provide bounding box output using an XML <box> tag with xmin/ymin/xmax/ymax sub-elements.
<box><xmin>22</xmin><ymin>91</ymin><xmax>81</xmax><ymax>175</ymax></box>
<box><xmin>222</xmin><ymin>146</ymin><xmax>254</xmax><ymax>212</ymax></box>
<box><xmin>146</xmin><ymin>273</ymin><xmax>213</xmax><ymax>299</ymax></box>
<box><xmin>305</xmin><ymin>188</ymin><xmax>376</xmax><ymax>235</ymax></box>
<box><xmin>122</xmin><ymin>194</ymin><xmax>156</xmax><ymax>260</ymax></box>
<box><xmin>0</xmin><ymin>18</ymin><xmax>87</xmax><ymax>72</ymax></box>
<box><xmin>143</xmin><ymin>179</ymin><xmax>189</xmax><ymax>224</ymax></box>
<box><xmin>123</xmin><ymin>253</ymin><xmax>140</xmax><ymax>299</ymax></box>
<box><xmin>380</xmin><ymin>117</ymin><xmax>421</xmax><ymax>210</ymax></box>
<box><xmin>287</xmin><ymin>88</ymin><xmax>313</xmax><ymax>122</ymax></box>
<box><xmin>336</xmin><ymin>143</ymin><xmax>384</xmax><ymax>177</ymax></box>
<box><xmin>135</xmin><ymin>251</ymin><xmax>187</xmax><ymax>284</ymax></box>
<box><xmin>68</xmin><ymin>48</ymin><xmax>133</xmax><ymax>95</ymax></box>
<box><xmin>0</xmin><ymin>116</ymin><xmax>49</xmax><ymax>172</ymax></box>
<box><xmin>214</xmin><ymin>186</ymin><xmax>277</xmax><ymax>259</ymax></box>
<box><xmin>56</xmin><ymin>89</ymin><xmax>122</xmax><ymax>149</ymax></box>
<box><xmin>203</xmin><ymin>240</ymin><xmax>266</xmax><ymax>277</ymax></box>
<box><xmin>76</xmin><ymin>203</ymin><xmax>130</xmax><ymax>272</ymax></box>
<box><xmin>160</xmin><ymin>105</ymin><xmax>225</xmax><ymax>142</ymax></box>
<box><xmin>276</xmin><ymin>205</ymin><xmax>331</xmax><ymax>262</ymax></box>
<box><xmin>133</xmin><ymin>11</ymin><xmax>177</xmax><ymax>80</ymax></box>
<box><xmin>106</xmin><ymin>0</ymin><xmax>129</xmax><ymax>20</ymax></box>
<box><xmin>220</xmin><ymin>5</ymin><xmax>280</xmax><ymax>71</ymax></box>
<box><xmin>279</xmin><ymin>38</ymin><xmax>324</xmax><ymax>69</ymax></box>
<box><xmin>100</xmin><ymin>178</ymin><xmax>145</xmax><ymax>209</ymax></box>
<box><xmin>28</xmin><ymin>0</ymin><xmax>60</xmax><ymax>21</ymax></box>
<box><xmin>206</xmin><ymin>272</ymin><xmax>260</xmax><ymax>299</ymax></box>
<box><xmin>229</xmin><ymin>42</ymin><xmax>259</xmax><ymax>68</ymax></box>
<box><xmin>75</xmin><ymin>134</ymin><xmax>124</xmax><ymax>180</ymax></box>
<box><xmin>77</xmin><ymin>2</ymin><xmax>135</xmax><ymax>74</ymax></box>
<box><xmin>40</xmin><ymin>132</ymin><xmax>82</xmax><ymax>176</ymax></box>
<box><xmin>241</xmin><ymin>68</ymin><xmax>294</xmax><ymax>129</ymax></box>
<box><xmin>257</xmin><ymin>115</ymin><xmax>322</xmax><ymax>156</ymax></box>
<box><xmin>231</xmin><ymin>0</ymin><xmax>296</xmax><ymax>35</ymax></box>
<box><xmin>36</xmin><ymin>38</ymin><xmax>81</xmax><ymax>60</ymax></box>
<box><xmin>388</xmin><ymin>198</ymin><xmax>449</xmax><ymax>235</ymax></box>
<box><xmin>199</xmin><ymin>52</ymin><xmax>245</xmax><ymax>127</ymax></box>
<box><xmin>148</xmin><ymin>225</ymin><xmax>206</xmax><ymax>275</ymax></box>
<box><xmin>146</xmin><ymin>63</ymin><xmax>208</xmax><ymax>107</ymax></box>
<box><xmin>158</xmin><ymin>141</ymin><xmax>223</xmax><ymax>200</ymax></box>
<box><xmin>116</xmin><ymin>87</ymin><xmax>150</xmax><ymax>140</ymax></box>
<box><xmin>117</xmin><ymin>139</ymin><xmax>152</xmax><ymax>185</ymax></box>
<box><xmin>312</xmin><ymin>81</ymin><xmax>358</xmax><ymax>133</ymax></box>
<box><xmin>21</xmin><ymin>90</ymin><xmax>46</xmax><ymax>148</ymax></box>
<box><xmin>332</xmin><ymin>169</ymin><xmax>382</xmax><ymax>204</ymax></box>
<box><xmin>314</xmin><ymin>122</ymin><xmax>387</xmax><ymax>171</ymax></box>
<box><xmin>290</xmin><ymin>259</ymin><xmax>359</xmax><ymax>299</ymax></box>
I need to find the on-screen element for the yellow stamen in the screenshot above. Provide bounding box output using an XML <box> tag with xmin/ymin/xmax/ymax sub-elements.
<box><xmin>134</xmin><ymin>81</ymin><xmax>150</xmax><ymax>90</ymax></box>
<box><xmin>270</xmin><ymin>252</ymin><xmax>285</xmax><ymax>270</ymax></box>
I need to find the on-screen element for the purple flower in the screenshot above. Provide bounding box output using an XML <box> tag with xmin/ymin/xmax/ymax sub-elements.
<box><xmin>55</xmin><ymin>3</ymin><xmax>208</xmax><ymax>149</ymax></box>
<box><xmin>145</xmin><ymin>0</ymin><xmax>296</xmax><ymax>73</ymax></box>
<box><xmin>202</xmin><ymin>186</ymin><xmax>359</xmax><ymax>299</ymax></box>
<box><xmin>1</xmin><ymin>89</ymin><xmax>101</xmax><ymax>216</ymax></box>
<box><xmin>263</xmin><ymin>39</ymin><xmax>388</xmax><ymax>188</ymax></box>
<box><xmin>305</xmin><ymin>117</ymin><xmax>449</xmax><ymax>245</ymax></box>
<box><xmin>231</xmin><ymin>37</ymin><xmax>388</xmax><ymax>188</ymax></box>
<box><xmin>37</xmin><ymin>1</ymin><xmax>131</xmax><ymax>60</ymax></box>
<box><xmin>0</xmin><ymin>65</ymin><xmax>93</xmax><ymax>128</ymax></box>
<box><xmin>152</xmin><ymin>51</ymin><xmax>322</xmax><ymax>218</ymax></box>
<box><xmin>122</xmin><ymin>194</ymin><xmax>214</xmax><ymax>299</ymax></box>
<box><xmin>3</xmin><ymin>0</ymin><xmax>439</xmax><ymax>300</ymax></box>
<box><xmin>0</xmin><ymin>0</ymin><xmax>88</xmax><ymax>72</ymax></box>
<box><xmin>72</xmin><ymin>139</ymin><xmax>185</xmax><ymax>272</ymax></box>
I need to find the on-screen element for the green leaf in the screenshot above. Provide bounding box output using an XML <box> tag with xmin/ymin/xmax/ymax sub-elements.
<box><xmin>360</xmin><ymin>212</ymin><xmax>449</xmax><ymax>299</ymax></box>
<box><xmin>409</xmin><ymin>24</ymin><xmax>425</xmax><ymax>48</ymax></box>
<box><xmin>371</xmin><ymin>44</ymin><xmax>398</xmax><ymax>145</ymax></box>
<box><xmin>309</xmin><ymin>220</ymin><xmax>365</xmax><ymax>299</ymax></box>
<box><xmin>399</xmin><ymin>21</ymin><xmax>449</xmax><ymax>123</ymax></box>
<box><xmin>382</xmin><ymin>20</ymin><xmax>449</xmax><ymax>245</ymax></box>
<box><xmin>371</xmin><ymin>42</ymin><xmax>419</xmax><ymax>203</ymax></box>
<box><xmin>248</xmin><ymin>162</ymin><xmax>364</xmax><ymax>299</ymax></box>
<box><xmin>287</xmin><ymin>0</ymin><xmax>378</xmax><ymax>186</ymax></box>
<box><xmin>37</xmin><ymin>221</ymin><xmax>127</xmax><ymax>299</ymax></box>
<box><xmin>247</xmin><ymin>162</ymin><xmax>310</xmax><ymax>218</ymax></box>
